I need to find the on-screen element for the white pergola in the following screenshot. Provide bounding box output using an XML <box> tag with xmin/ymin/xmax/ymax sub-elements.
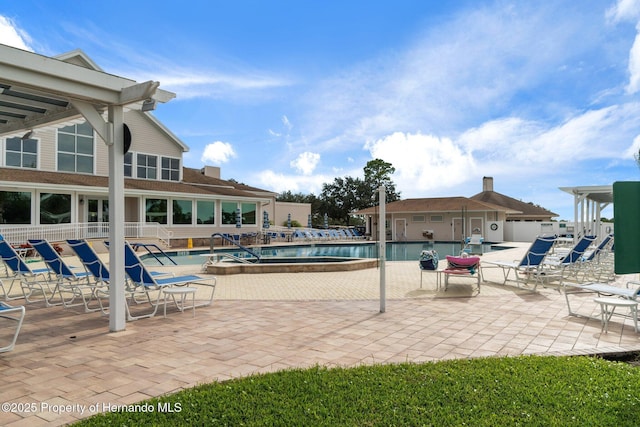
<box><xmin>0</xmin><ymin>44</ymin><xmax>175</xmax><ymax>331</ymax></box>
<box><xmin>559</xmin><ymin>185</ymin><xmax>613</xmax><ymax>242</ymax></box>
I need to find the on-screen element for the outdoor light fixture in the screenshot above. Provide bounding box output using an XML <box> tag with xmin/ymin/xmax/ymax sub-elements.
<box><xmin>21</xmin><ymin>130</ymin><xmax>33</xmax><ymax>140</ymax></box>
<box><xmin>141</xmin><ymin>98</ymin><xmax>157</xmax><ymax>112</ymax></box>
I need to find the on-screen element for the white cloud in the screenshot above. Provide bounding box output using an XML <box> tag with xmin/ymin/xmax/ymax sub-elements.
<box><xmin>282</xmin><ymin>115</ymin><xmax>292</xmax><ymax>131</ymax></box>
<box><xmin>626</xmin><ymin>31</ymin><xmax>640</xmax><ymax>94</ymax></box>
<box><xmin>290</xmin><ymin>152</ymin><xmax>320</xmax><ymax>175</ymax></box>
<box><xmin>364</xmin><ymin>132</ymin><xmax>475</xmax><ymax>197</ymax></box>
<box><xmin>254</xmin><ymin>170</ymin><xmax>328</xmax><ymax>194</ymax></box>
<box><xmin>0</xmin><ymin>16</ymin><xmax>33</xmax><ymax>51</ymax></box>
<box><xmin>201</xmin><ymin>141</ymin><xmax>237</xmax><ymax>164</ymax></box>
<box><xmin>606</xmin><ymin>0</ymin><xmax>640</xmax><ymax>23</ymax></box>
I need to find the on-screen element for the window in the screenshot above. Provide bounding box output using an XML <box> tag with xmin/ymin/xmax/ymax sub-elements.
<box><xmin>221</xmin><ymin>201</ymin><xmax>237</xmax><ymax>225</ymax></box>
<box><xmin>40</xmin><ymin>193</ymin><xmax>71</xmax><ymax>224</ymax></box>
<box><xmin>196</xmin><ymin>200</ymin><xmax>215</xmax><ymax>224</ymax></box>
<box><xmin>0</xmin><ymin>191</ymin><xmax>31</xmax><ymax>224</ymax></box>
<box><xmin>412</xmin><ymin>215</ymin><xmax>426</xmax><ymax>222</ymax></box>
<box><xmin>145</xmin><ymin>198</ymin><xmax>167</xmax><ymax>224</ymax></box>
<box><xmin>124</xmin><ymin>152</ymin><xmax>133</xmax><ymax>177</ymax></box>
<box><xmin>241</xmin><ymin>203</ymin><xmax>256</xmax><ymax>225</ymax></box>
<box><xmin>173</xmin><ymin>199</ymin><xmax>192</xmax><ymax>225</ymax></box>
<box><xmin>430</xmin><ymin>215</ymin><xmax>444</xmax><ymax>222</ymax></box>
<box><xmin>137</xmin><ymin>154</ymin><xmax>157</xmax><ymax>179</ymax></box>
<box><xmin>6</xmin><ymin>137</ymin><xmax>37</xmax><ymax>168</ymax></box>
<box><xmin>57</xmin><ymin>122</ymin><xmax>94</xmax><ymax>173</ymax></box>
<box><xmin>161</xmin><ymin>157</ymin><xmax>180</xmax><ymax>181</ymax></box>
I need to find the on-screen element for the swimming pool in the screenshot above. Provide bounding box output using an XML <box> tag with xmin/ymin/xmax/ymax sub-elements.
<box><xmin>141</xmin><ymin>241</ymin><xmax>505</xmax><ymax>266</ymax></box>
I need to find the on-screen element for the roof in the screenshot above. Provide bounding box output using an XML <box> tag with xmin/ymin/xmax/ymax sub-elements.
<box><xmin>354</xmin><ymin>196</ymin><xmax>518</xmax><ymax>215</ymax></box>
<box><xmin>0</xmin><ymin>167</ymin><xmax>274</xmax><ymax>200</ymax></box>
<box><xmin>0</xmin><ymin>45</ymin><xmax>174</xmax><ymax>137</ymax></box>
<box><xmin>470</xmin><ymin>190</ymin><xmax>558</xmax><ymax>219</ymax></box>
<box><xmin>559</xmin><ymin>185</ymin><xmax>613</xmax><ymax>204</ymax></box>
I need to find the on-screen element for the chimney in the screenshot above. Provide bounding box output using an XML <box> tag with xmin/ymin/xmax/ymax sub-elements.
<box><xmin>482</xmin><ymin>176</ymin><xmax>494</xmax><ymax>192</ymax></box>
<box><xmin>202</xmin><ymin>166</ymin><xmax>221</xmax><ymax>179</ymax></box>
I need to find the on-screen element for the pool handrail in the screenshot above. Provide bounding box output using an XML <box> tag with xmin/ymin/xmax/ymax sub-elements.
<box><xmin>130</xmin><ymin>242</ymin><xmax>177</xmax><ymax>266</ymax></box>
<box><xmin>210</xmin><ymin>233</ymin><xmax>261</xmax><ymax>263</ymax></box>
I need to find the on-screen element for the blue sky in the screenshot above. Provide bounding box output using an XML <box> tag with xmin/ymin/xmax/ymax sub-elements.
<box><xmin>2</xmin><ymin>1</ymin><xmax>640</xmax><ymax>220</ymax></box>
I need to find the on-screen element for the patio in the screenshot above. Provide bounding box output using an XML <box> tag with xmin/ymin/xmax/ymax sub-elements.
<box><xmin>1</xmin><ymin>243</ymin><xmax>639</xmax><ymax>426</ymax></box>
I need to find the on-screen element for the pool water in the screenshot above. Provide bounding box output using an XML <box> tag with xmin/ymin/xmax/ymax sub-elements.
<box><xmin>141</xmin><ymin>242</ymin><xmax>505</xmax><ymax>266</ymax></box>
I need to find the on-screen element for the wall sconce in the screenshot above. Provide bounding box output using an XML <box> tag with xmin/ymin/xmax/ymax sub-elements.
<box><xmin>79</xmin><ymin>198</ymin><xmax>84</xmax><ymax>204</ymax></box>
<box><xmin>21</xmin><ymin>130</ymin><xmax>33</xmax><ymax>140</ymax></box>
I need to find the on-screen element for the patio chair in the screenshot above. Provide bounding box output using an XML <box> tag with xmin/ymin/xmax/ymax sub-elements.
<box><xmin>0</xmin><ymin>238</ymin><xmax>60</xmax><ymax>305</ymax></box>
<box><xmin>123</xmin><ymin>242</ymin><xmax>216</xmax><ymax>320</ymax></box>
<box><xmin>69</xmin><ymin>239</ymin><xmax>177</xmax><ymax>315</ymax></box>
<box><xmin>65</xmin><ymin>239</ymin><xmax>114</xmax><ymax>313</ymax></box>
<box><xmin>543</xmin><ymin>235</ymin><xmax>597</xmax><ymax>281</ymax></box>
<box><xmin>28</xmin><ymin>239</ymin><xmax>98</xmax><ymax>310</ymax></box>
<box><xmin>443</xmin><ymin>255</ymin><xmax>481</xmax><ymax>292</ymax></box>
<box><xmin>564</xmin><ymin>280</ymin><xmax>640</xmax><ymax>318</ymax></box>
<box><xmin>0</xmin><ymin>301</ymin><xmax>25</xmax><ymax>352</ymax></box>
<box><xmin>579</xmin><ymin>234</ymin><xmax>615</xmax><ymax>282</ymax></box>
<box><xmin>482</xmin><ymin>236</ymin><xmax>557</xmax><ymax>291</ymax></box>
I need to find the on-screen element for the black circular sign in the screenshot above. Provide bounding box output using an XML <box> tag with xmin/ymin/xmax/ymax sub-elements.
<box><xmin>123</xmin><ymin>124</ymin><xmax>132</xmax><ymax>154</ymax></box>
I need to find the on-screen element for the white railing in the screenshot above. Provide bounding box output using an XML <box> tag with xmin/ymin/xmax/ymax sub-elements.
<box><xmin>0</xmin><ymin>222</ymin><xmax>173</xmax><ymax>246</ymax></box>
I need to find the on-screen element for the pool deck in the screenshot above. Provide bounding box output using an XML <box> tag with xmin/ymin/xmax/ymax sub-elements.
<box><xmin>2</xmin><ymin>242</ymin><xmax>640</xmax><ymax>425</ymax></box>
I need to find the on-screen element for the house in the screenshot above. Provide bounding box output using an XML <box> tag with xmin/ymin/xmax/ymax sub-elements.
<box><xmin>355</xmin><ymin>196</ymin><xmax>515</xmax><ymax>242</ymax></box>
<box><xmin>0</xmin><ymin>49</ymin><xmax>284</xmax><ymax>246</ymax></box>
<box><xmin>471</xmin><ymin>177</ymin><xmax>558</xmax><ymax>221</ymax></box>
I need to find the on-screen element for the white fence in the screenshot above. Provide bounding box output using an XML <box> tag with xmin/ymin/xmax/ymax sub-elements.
<box><xmin>503</xmin><ymin>221</ymin><xmax>614</xmax><ymax>243</ymax></box>
<box><xmin>0</xmin><ymin>222</ymin><xmax>173</xmax><ymax>246</ymax></box>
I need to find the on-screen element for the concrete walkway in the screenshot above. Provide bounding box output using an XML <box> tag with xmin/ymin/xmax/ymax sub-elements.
<box><xmin>1</xmin><ymin>243</ymin><xmax>639</xmax><ymax>425</ymax></box>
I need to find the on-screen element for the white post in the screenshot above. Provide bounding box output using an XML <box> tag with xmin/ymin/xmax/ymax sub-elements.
<box><xmin>379</xmin><ymin>185</ymin><xmax>386</xmax><ymax>313</ymax></box>
<box><xmin>107</xmin><ymin>105</ymin><xmax>126</xmax><ymax>331</ymax></box>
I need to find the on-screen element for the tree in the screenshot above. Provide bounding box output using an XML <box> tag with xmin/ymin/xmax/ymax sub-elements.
<box><xmin>320</xmin><ymin>176</ymin><xmax>364</xmax><ymax>226</ymax></box>
<box><xmin>363</xmin><ymin>159</ymin><xmax>401</xmax><ymax>205</ymax></box>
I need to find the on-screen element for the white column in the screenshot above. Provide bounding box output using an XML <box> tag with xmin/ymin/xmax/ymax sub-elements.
<box><xmin>108</xmin><ymin>105</ymin><xmax>126</xmax><ymax>331</ymax></box>
<box><xmin>379</xmin><ymin>185</ymin><xmax>386</xmax><ymax>313</ymax></box>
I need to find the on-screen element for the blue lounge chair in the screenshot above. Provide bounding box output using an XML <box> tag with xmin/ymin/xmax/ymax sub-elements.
<box><xmin>68</xmin><ymin>239</ymin><xmax>175</xmax><ymax>315</ymax></box>
<box><xmin>0</xmin><ymin>238</ymin><xmax>58</xmax><ymax>305</ymax></box>
<box><xmin>0</xmin><ymin>301</ymin><xmax>25</xmax><ymax>352</ymax></box>
<box><xmin>28</xmin><ymin>239</ymin><xmax>94</xmax><ymax>310</ymax></box>
<box><xmin>123</xmin><ymin>242</ymin><xmax>216</xmax><ymax>320</ymax></box>
<box><xmin>579</xmin><ymin>234</ymin><xmax>615</xmax><ymax>282</ymax></box>
<box><xmin>543</xmin><ymin>235</ymin><xmax>597</xmax><ymax>280</ymax></box>
<box><xmin>483</xmin><ymin>236</ymin><xmax>557</xmax><ymax>290</ymax></box>
<box><xmin>66</xmin><ymin>239</ymin><xmax>113</xmax><ymax>313</ymax></box>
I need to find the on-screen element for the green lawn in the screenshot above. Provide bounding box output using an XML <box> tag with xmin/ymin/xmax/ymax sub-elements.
<box><xmin>75</xmin><ymin>355</ymin><xmax>640</xmax><ymax>426</ymax></box>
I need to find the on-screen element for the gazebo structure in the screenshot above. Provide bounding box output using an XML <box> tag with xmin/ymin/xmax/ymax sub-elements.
<box><xmin>0</xmin><ymin>44</ymin><xmax>175</xmax><ymax>331</ymax></box>
<box><xmin>559</xmin><ymin>184</ymin><xmax>613</xmax><ymax>243</ymax></box>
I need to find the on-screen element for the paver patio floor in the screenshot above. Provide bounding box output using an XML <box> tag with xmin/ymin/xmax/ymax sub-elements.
<box><xmin>1</xmin><ymin>243</ymin><xmax>638</xmax><ymax>425</ymax></box>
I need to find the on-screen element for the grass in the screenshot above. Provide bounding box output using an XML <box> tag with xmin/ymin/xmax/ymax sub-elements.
<box><xmin>74</xmin><ymin>354</ymin><xmax>640</xmax><ymax>426</ymax></box>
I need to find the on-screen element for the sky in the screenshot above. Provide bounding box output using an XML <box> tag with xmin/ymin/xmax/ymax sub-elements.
<box><xmin>2</xmin><ymin>0</ymin><xmax>640</xmax><ymax>220</ymax></box>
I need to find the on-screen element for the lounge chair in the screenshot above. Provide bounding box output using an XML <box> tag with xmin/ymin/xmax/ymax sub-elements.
<box><xmin>564</xmin><ymin>281</ymin><xmax>640</xmax><ymax>318</ymax></box>
<box><xmin>65</xmin><ymin>239</ymin><xmax>113</xmax><ymax>313</ymax></box>
<box><xmin>0</xmin><ymin>238</ymin><xmax>59</xmax><ymax>305</ymax></box>
<box><xmin>579</xmin><ymin>234</ymin><xmax>615</xmax><ymax>282</ymax></box>
<box><xmin>123</xmin><ymin>242</ymin><xmax>216</xmax><ymax>320</ymax></box>
<box><xmin>482</xmin><ymin>236</ymin><xmax>556</xmax><ymax>291</ymax></box>
<box><xmin>543</xmin><ymin>235</ymin><xmax>597</xmax><ymax>281</ymax></box>
<box><xmin>28</xmin><ymin>239</ymin><xmax>94</xmax><ymax>310</ymax></box>
<box><xmin>443</xmin><ymin>255</ymin><xmax>481</xmax><ymax>292</ymax></box>
<box><xmin>68</xmin><ymin>239</ymin><xmax>175</xmax><ymax>315</ymax></box>
<box><xmin>0</xmin><ymin>301</ymin><xmax>25</xmax><ymax>352</ymax></box>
